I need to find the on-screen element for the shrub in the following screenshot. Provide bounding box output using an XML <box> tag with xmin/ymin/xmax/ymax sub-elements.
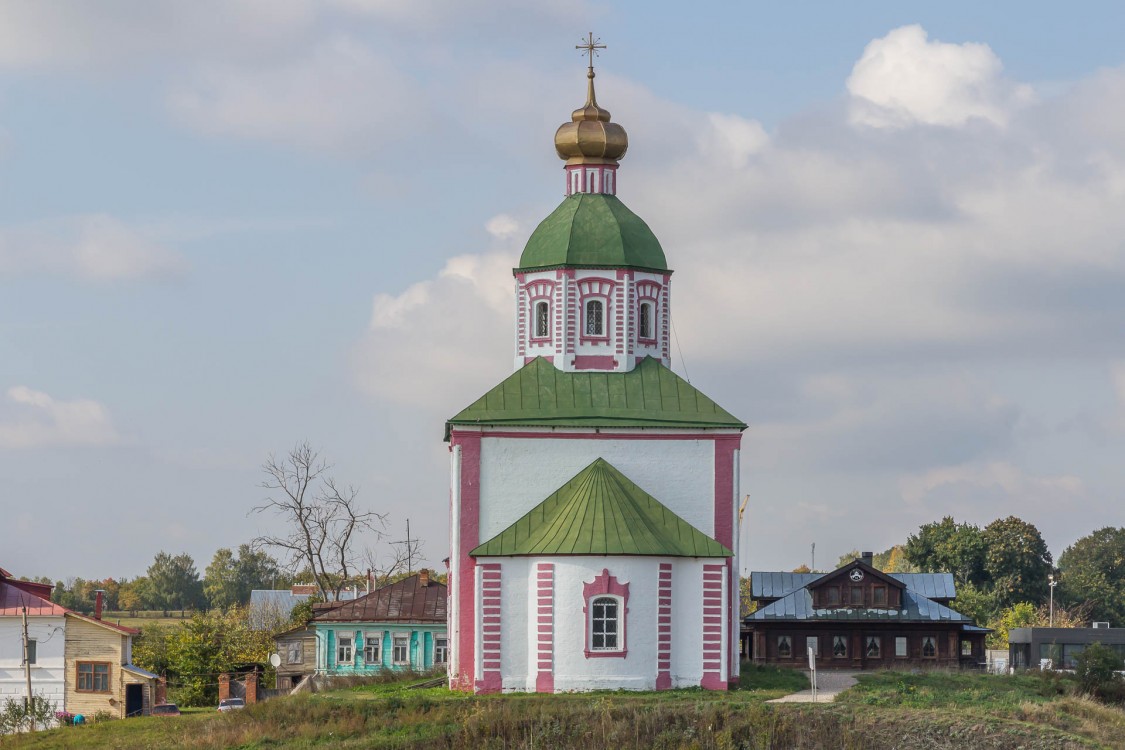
<box><xmin>1073</xmin><ymin>642</ymin><xmax>1125</xmax><ymax>702</ymax></box>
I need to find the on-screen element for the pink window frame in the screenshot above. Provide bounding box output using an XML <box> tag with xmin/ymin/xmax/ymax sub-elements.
<box><xmin>635</xmin><ymin>282</ymin><xmax>661</xmax><ymax>346</ymax></box>
<box><xmin>580</xmin><ymin>296</ymin><xmax>610</xmax><ymax>342</ymax></box>
<box><xmin>530</xmin><ymin>298</ymin><xmax>552</xmax><ymax>343</ymax></box>
<box><xmin>582</xmin><ymin>569</ymin><xmax>629</xmax><ymax>658</ymax></box>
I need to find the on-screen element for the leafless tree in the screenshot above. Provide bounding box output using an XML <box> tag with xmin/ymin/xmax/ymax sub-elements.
<box><xmin>252</xmin><ymin>442</ymin><xmax>387</xmax><ymax>601</ymax></box>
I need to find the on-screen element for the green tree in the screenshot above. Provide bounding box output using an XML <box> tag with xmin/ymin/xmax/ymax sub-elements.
<box><xmin>904</xmin><ymin>516</ymin><xmax>988</xmax><ymax>587</ymax></box>
<box><xmin>951</xmin><ymin>581</ymin><xmax>1000</xmax><ymax>628</ymax></box>
<box><xmin>1073</xmin><ymin>642</ymin><xmax>1125</xmax><ymax>697</ymax></box>
<box><xmin>988</xmin><ymin>601</ymin><xmax>1038</xmax><ymax>649</ymax></box>
<box><xmin>1057</xmin><ymin>527</ymin><xmax>1125</xmax><ymax>626</ymax></box>
<box><xmin>982</xmin><ymin>516</ymin><xmax>1052</xmax><ymax>608</ymax></box>
<box><xmin>144</xmin><ymin>552</ymin><xmax>204</xmax><ymax>615</ymax></box>
<box><xmin>203</xmin><ymin>545</ymin><xmax>280</xmax><ymax>610</ymax></box>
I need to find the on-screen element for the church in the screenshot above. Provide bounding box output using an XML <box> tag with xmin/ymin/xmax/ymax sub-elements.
<box><xmin>445</xmin><ymin>41</ymin><xmax>747</xmax><ymax>693</ymax></box>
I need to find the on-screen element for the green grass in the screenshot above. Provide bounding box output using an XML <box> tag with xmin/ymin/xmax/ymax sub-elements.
<box><xmin>6</xmin><ymin>668</ymin><xmax>1124</xmax><ymax>750</ymax></box>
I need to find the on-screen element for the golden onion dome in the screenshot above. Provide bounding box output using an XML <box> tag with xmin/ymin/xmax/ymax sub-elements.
<box><xmin>554</xmin><ymin>68</ymin><xmax>628</xmax><ymax>164</ymax></box>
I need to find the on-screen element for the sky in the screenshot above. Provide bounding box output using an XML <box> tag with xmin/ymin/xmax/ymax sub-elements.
<box><xmin>2</xmin><ymin>1</ymin><xmax>1125</xmax><ymax>582</ymax></box>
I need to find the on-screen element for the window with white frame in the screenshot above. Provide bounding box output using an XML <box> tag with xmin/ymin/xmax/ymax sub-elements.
<box><xmin>638</xmin><ymin>301</ymin><xmax>653</xmax><ymax>339</ymax></box>
<box><xmin>364</xmin><ymin>632</ymin><xmax>382</xmax><ymax>664</ymax></box>
<box><xmin>336</xmin><ymin>634</ymin><xmax>353</xmax><ymax>664</ymax></box>
<box><xmin>534</xmin><ymin>301</ymin><xmax>550</xmax><ymax>338</ymax></box>
<box><xmin>571</xmin><ymin>170</ymin><xmax>581</xmax><ymax>194</ymax></box>
<box><xmin>585</xmin><ymin>299</ymin><xmax>605</xmax><ymax>336</ymax></box>
<box><xmin>393</xmin><ymin>635</ymin><xmax>410</xmax><ymax>665</ymax></box>
<box><xmin>895</xmin><ymin>636</ymin><xmax>908</xmax><ymax>657</ymax></box>
<box><xmin>586</xmin><ymin>168</ymin><xmax>598</xmax><ymax>193</ymax></box>
<box><xmin>776</xmin><ymin>635</ymin><xmax>792</xmax><ymax>658</ymax></box>
<box><xmin>434</xmin><ymin>637</ymin><xmax>449</xmax><ymax>664</ymax></box>
<box><xmin>589</xmin><ymin>596</ymin><xmax>621</xmax><ymax>651</ymax></box>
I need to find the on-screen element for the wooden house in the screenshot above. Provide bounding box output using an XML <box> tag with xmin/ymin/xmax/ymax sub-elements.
<box><xmin>272</xmin><ymin>624</ymin><xmax>316</xmax><ymax>689</ymax></box>
<box><xmin>311</xmin><ymin>571</ymin><xmax>447</xmax><ymax>676</ymax></box>
<box><xmin>743</xmin><ymin>555</ymin><xmax>989</xmax><ymax>669</ymax></box>
<box><xmin>63</xmin><ymin>598</ymin><xmax>158</xmax><ymax>718</ymax></box>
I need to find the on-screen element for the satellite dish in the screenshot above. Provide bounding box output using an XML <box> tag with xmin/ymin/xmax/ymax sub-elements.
<box><xmin>269</xmin><ymin>653</ymin><xmax>281</xmax><ymax>668</ymax></box>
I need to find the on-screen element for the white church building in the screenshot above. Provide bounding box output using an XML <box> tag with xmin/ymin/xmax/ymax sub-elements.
<box><xmin>446</xmin><ymin>50</ymin><xmax>747</xmax><ymax>693</ymax></box>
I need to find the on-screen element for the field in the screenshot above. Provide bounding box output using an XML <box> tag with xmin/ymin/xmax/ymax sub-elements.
<box><xmin>4</xmin><ymin>668</ymin><xmax>1124</xmax><ymax>750</ymax></box>
<box><xmin>97</xmin><ymin>611</ymin><xmax>193</xmax><ymax>629</ymax></box>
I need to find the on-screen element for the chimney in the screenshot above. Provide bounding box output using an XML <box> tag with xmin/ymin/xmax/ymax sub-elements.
<box><xmin>367</xmin><ymin>568</ymin><xmax>374</xmax><ymax>595</ymax></box>
<box><xmin>419</xmin><ymin>569</ymin><xmax>430</xmax><ymax>588</ymax></box>
<box><xmin>860</xmin><ymin>551</ymin><xmax>873</xmax><ymax>568</ymax></box>
<box><xmin>94</xmin><ymin>590</ymin><xmax>104</xmax><ymax>620</ymax></box>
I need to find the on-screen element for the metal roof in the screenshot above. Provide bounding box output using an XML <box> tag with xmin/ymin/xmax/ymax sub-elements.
<box><xmin>750</xmin><ymin>571</ymin><xmax>955</xmax><ymax>600</ymax></box>
<box><xmin>312</xmin><ymin>574</ymin><xmax>446</xmax><ymax>624</ymax></box>
<box><xmin>518</xmin><ymin>193</ymin><xmax>668</xmax><ymax>272</ymax></box>
<box><xmin>472</xmin><ymin>458</ymin><xmax>731</xmax><ymax>558</ymax></box>
<box><xmin>0</xmin><ymin>581</ymin><xmax>66</xmax><ymax>617</ymax></box>
<box><xmin>446</xmin><ymin>356</ymin><xmax>746</xmax><ymax>440</ymax></box>
<box><xmin>746</xmin><ymin>589</ymin><xmax>973</xmax><ymax>623</ymax></box>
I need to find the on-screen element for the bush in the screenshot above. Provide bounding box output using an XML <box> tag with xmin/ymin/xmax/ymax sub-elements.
<box><xmin>1073</xmin><ymin>642</ymin><xmax>1125</xmax><ymax>702</ymax></box>
<box><xmin>0</xmin><ymin>695</ymin><xmax>57</xmax><ymax>732</ymax></box>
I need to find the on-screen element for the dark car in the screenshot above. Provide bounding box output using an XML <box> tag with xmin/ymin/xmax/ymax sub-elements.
<box><xmin>217</xmin><ymin>698</ymin><xmax>246</xmax><ymax>712</ymax></box>
<box><xmin>151</xmin><ymin>703</ymin><xmax>181</xmax><ymax>716</ymax></box>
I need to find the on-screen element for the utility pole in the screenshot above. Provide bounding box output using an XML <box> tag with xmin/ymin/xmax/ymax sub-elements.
<box><xmin>22</xmin><ymin>606</ymin><xmax>32</xmax><ymax>709</ymax></box>
<box><xmin>811</xmin><ymin>543</ymin><xmax>815</xmax><ymax>572</ymax></box>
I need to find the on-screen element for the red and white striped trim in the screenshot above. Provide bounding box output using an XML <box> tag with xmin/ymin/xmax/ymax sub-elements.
<box><xmin>535</xmin><ymin>562</ymin><xmax>555</xmax><ymax>692</ymax></box>
<box><xmin>701</xmin><ymin>563</ymin><xmax>726</xmax><ymax>690</ymax></box>
<box><xmin>656</xmin><ymin>562</ymin><xmax>673</xmax><ymax>690</ymax></box>
<box><xmin>479</xmin><ymin>563</ymin><xmax>502</xmax><ymax>693</ymax></box>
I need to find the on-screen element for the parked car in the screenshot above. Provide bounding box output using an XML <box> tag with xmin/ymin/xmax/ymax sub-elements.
<box><xmin>217</xmin><ymin>698</ymin><xmax>245</xmax><ymax>712</ymax></box>
<box><xmin>151</xmin><ymin>703</ymin><xmax>181</xmax><ymax>717</ymax></box>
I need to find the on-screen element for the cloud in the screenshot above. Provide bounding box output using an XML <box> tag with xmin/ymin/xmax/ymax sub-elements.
<box><xmin>846</xmin><ymin>24</ymin><xmax>1034</xmax><ymax>129</ymax></box>
<box><xmin>0</xmin><ymin>387</ymin><xmax>119</xmax><ymax>449</ymax></box>
<box><xmin>899</xmin><ymin>462</ymin><xmax>1084</xmax><ymax>516</ymax></box>
<box><xmin>0</xmin><ymin>215</ymin><xmax>187</xmax><ymax>281</ymax></box>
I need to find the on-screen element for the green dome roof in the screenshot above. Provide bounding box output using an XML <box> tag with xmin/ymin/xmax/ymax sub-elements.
<box><xmin>517</xmin><ymin>193</ymin><xmax>667</xmax><ymax>272</ymax></box>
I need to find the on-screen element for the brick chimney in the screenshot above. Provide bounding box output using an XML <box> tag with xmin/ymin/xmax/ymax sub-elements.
<box><xmin>94</xmin><ymin>590</ymin><xmax>104</xmax><ymax>620</ymax></box>
<box><xmin>419</xmin><ymin>569</ymin><xmax>430</xmax><ymax>588</ymax></box>
<box><xmin>860</xmin><ymin>551</ymin><xmax>873</xmax><ymax>568</ymax></box>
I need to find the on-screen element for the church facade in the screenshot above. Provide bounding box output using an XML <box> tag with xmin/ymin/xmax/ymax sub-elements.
<box><xmin>446</xmin><ymin>53</ymin><xmax>746</xmax><ymax>693</ymax></box>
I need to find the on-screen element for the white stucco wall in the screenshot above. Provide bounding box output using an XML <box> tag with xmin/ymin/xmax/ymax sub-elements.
<box><xmin>0</xmin><ymin>616</ymin><xmax>65</xmax><ymax>710</ymax></box>
<box><xmin>478</xmin><ymin>435</ymin><xmax>716</xmax><ymax>544</ymax></box>
<box><xmin>481</xmin><ymin>556</ymin><xmax>710</xmax><ymax>692</ymax></box>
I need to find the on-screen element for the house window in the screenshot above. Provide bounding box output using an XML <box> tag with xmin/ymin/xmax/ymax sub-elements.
<box><xmin>826</xmin><ymin>587</ymin><xmax>840</xmax><ymax>606</ymax></box>
<box><xmin>806</xmin><ymin>636</ymin><xmax>819</xmax><ymax>657</ymax></box>
<box><xmin>832</xmin><ymin>635</ymin><xmax>847</xmax><ymax>658</ymax></box>
<box><xmin>337</xmin><ymin>634</ymin><xmax>354</xmax><ymax>664</ymax></box>
<box><xmin>895</xmin><ymin>636</ymin><xmax>908</xmax><ymax>657</ymax></box>
<box><xmin>435</xmin><ymin>637</ymin><xmax>449</xmax><ymax>665</ymax></box>
<box><xmin>77</xmin><ymin>662</ymin><xmax>110</xmax><ymax>693</ymax></box>
<box><xmin>865</xmin><ymin>636</ymin><xmax>881</xmax><ymax>658</ymax></box>
<box><xmin>922</xmin><ymin>636</ymin><xmax>937</xmax><ymax>658</ymax></box>
<box><xmin>638</xmin><ymin>302</ymin><xmax>653</xmax><ymax>339</ymax></box>
<box><xmin>393</xmin><ymin>635</ymin><xmax>410</xmax><ymax>665</ymax></box>
<box><xmin>872</xmin><ymin>587</ymin><xmax>886</xmax><ymax>606</ymax></box>
<box><xmin>590</xmin><ymin>597</ymin><xmax>621</xmax><ymax>651</ymax></box>
<box><xmin>364</xmin><ymin>633</ymin><xmax>382</xmax><ymax>664</ymax></box>
<box><xmin>534</xmin><ymin>301</ymin><xmax>550</xmax><ymax>338</ymax></box>
<box><xmin>585</xmin><ymin>299</ymin><xmax>605</xmax><ymax>336</ymax></box>
<box><xmin>850</xmin><ymin>586</ymin><xmax>863</xmax><ymax>605</ymax></box>
<box><xmin>286</xmin><ymin>641</ymin><xmax>303</xmax><ymax>665</ymax></box>
<box><xmin>961</xmin><ymin>640</ymin><xmax>973</xmax><ymax>657</ymax></box>
<box><xmin>25</xmin><ymin>639</ymin><xmax>36</xmax><ymax>665</ymax></box>
<box><xmin>777</xmin><ymin>635</ymin><xmax>792</xmax><ymax>658</ymax></box>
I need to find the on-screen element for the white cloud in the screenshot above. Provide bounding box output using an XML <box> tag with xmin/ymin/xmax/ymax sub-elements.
<box><xmin>846</xmin><ymin>24</ymin><xmax>1034</xmax><ymax>129</ymax></box>
<box><xmin>698</xmin><ymin>113</ymin><xmax>769</xmax><ymax>168</ymax></box>
<box><xmin>0</xmin><ymin>387</ymin><xmax>119</xmax><ymax>449</ymax></box>
<box><xmin>899</xmin><ymin>462</ymin><xmax>1084</xmax><ymax>513</ymax></box>
<box><xmin>0</xmin><ymin>215</ymin><xmax>187</xmax><ymax>281</ymax></box>
<box><xmin>485</xmin><ymin>214</ymin><xmax>521</xmax><ymax>240</ymax></box>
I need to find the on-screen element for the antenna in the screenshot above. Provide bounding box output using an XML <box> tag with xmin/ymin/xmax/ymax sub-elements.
<box><xmin>811</xmin><ymin>542</ymin><xmax>815</xmax><ymax>572</ymax></box>
<box><xmin>392</xmin><ymin>519</ymin><xmax>421</xmax><ymax>575</ymax></box>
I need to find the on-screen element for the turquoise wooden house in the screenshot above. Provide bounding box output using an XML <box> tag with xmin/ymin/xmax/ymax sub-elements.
<box><xmin>311</xmin><ymin>571</ymin><xmax>448</xmax><ymax>675</ymax></box>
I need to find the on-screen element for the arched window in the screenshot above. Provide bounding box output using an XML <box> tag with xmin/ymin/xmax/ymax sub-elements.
<box><xmin>534</xmin><ymin>301</ymin><xmax>550</xmax><ymax>338</ymax></box>
<box><xmin>585</xmin><ymin>299</ymin><xmax>604</xmax><ymax>336</ymax></box>
<box><xmin>638</xmin><ymin>301</ymin><xmax>653</xmax><ymax>340</ymax></box>
<box><xmin>590</xmin><ymin>596</ymin><xmax>619</xmax><ymax>651</ymax></box>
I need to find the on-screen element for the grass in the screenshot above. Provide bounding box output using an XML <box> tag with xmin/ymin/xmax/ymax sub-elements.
<box><xmin>5</xmin><ymin>667</ymin><xmax>1123</xmax><ymax>750</ymax></box>
<box><xmin>98</xmin><ymin>611</ymin><xmax>190</xmax><ymax>629</ymax></box>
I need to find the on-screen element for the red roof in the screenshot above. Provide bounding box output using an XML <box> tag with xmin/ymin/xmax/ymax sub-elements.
<box><xmin>313</xmin><ymin>574</ymin><xmax>447</xmax><ymax>624</ymax></box>
<box><xmin>0</xmin><ymin>580</ymin><xmax>66</xmax><ymax>617</ymax></box>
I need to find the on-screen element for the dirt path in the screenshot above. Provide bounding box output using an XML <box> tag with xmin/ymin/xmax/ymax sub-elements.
<box><xmin>767</xmin><ymin>670</ymin><xmax>858</xmax><ymax>703</ymax></box>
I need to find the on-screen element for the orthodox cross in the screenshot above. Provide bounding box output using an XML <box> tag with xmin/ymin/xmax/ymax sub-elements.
<box><xmin>577</xmin><ymin>32</ymin><xmax>606</xmax><ymax>70</ymax></box>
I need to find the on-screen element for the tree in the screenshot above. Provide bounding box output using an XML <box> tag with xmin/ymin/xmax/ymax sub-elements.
<box><xmin>951</xmin><ymin>581</ymin><xmax>1000</xmax><ymax>629</ymax></box>
<box><xmin>144</xmin><ymin>552</ymin><xmax>203</xmax><ymax>615</ymax></box>
<box><xmin>1073</xmin><ymin>643</ymin><xmax>1125</xmax><ymax>698</ymax></box>
<box><xmin>253</xmin><ymin>442</ymin><xmax>388</xmax><ymax>601</ymax></box>
<box><xmin>982</xmin><ymin>516</ymin><xmax>1052</xmax><ymax>608</ymax></box>
<box><xmin>204</xmin><ymin>545</ymin><xmax>282</xmax><ymax>609</ymax></box>
<box><xmin>904</xmin><ymin>516</ymin><xmax>988</xmax><ymax>587</ymax></box>
<box><xmin>119</xmin><ymin>578</ymin><xmax>145</xmax><ymax>613</ymax></box>
<box><xmin>1057</xmin><ymin>527</ymin><xmax>1125</xmax><ymax>626</ymax></box>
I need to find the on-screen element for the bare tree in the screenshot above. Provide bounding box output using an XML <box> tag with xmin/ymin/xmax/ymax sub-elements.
<box><xmin>252</xmin><ymin>442</ymin><xmax>387</xmax><ymax>601</ymax></box>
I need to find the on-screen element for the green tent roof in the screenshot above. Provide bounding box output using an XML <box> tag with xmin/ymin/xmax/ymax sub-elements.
<box><xmin>471</xmin><ymin>458</ymin><xmax>732</xmax><ymax>557</ymax></box>
<box><xmin>517</xmin><ymin>193</ymin><xmax>668</xmax><ymax>272</ymax></box>
<box><xmin>445</xmin><ymin>356</ymin><xmax>746</xmax><ymax>439</ymax></box>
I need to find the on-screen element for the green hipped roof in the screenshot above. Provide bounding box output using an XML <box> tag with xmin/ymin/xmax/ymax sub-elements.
<box><xmin>517</xmin><ymin>193</ymin><xmax>668</xmax><ymax>272</ymax></box>
<box><xmin>445</xmin><ymin>356</ymin><xmax>746</xmax><ymax>440</ymax></box>
<box><xmin>471</xmin><ymin>458</ymin><xmax>732</xmax><ymax>557</ymax></box>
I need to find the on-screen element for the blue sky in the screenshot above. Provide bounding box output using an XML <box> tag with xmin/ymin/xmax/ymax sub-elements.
<box><xmin>2</xmin><ymin>1</ymin><xmax>1124</xmax><ymax>581</ymax></box>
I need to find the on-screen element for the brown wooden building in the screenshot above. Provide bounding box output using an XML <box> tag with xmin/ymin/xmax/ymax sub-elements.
<box><xmin>743</xmin><ymin>556</ymin><xmax>988</xmax><ymax>669</ymax></box>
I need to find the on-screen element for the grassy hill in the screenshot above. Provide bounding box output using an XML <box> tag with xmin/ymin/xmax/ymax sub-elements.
<box><xmin>6</xmin><ymin>668</ymin><xmax>1124</xmax><ymax>750</ymax></box>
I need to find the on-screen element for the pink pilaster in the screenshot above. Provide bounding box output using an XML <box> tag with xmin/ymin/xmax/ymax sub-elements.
<box><xmin>535</xmin><ymin>562</ymin><xmax>555</xmax><ymax>692</ymax></box>
<box><xmin>701</xmin><ymin>563</ymin><xmax>726</xmax><ymax>690</ymax></box>
<box><xmin>452</xmin><ymin>431</ymin><xmax>481</xmax><ymax>692</ymax></box>
<box><xmin>656</xmin><ymin>562</ymin><xmax>673</xmax><ymax>690</ymax></box>
<box><xmin>478</xmin><ymin>562</ymin><xmax>502</xmax><ymax>693</ymax></box>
